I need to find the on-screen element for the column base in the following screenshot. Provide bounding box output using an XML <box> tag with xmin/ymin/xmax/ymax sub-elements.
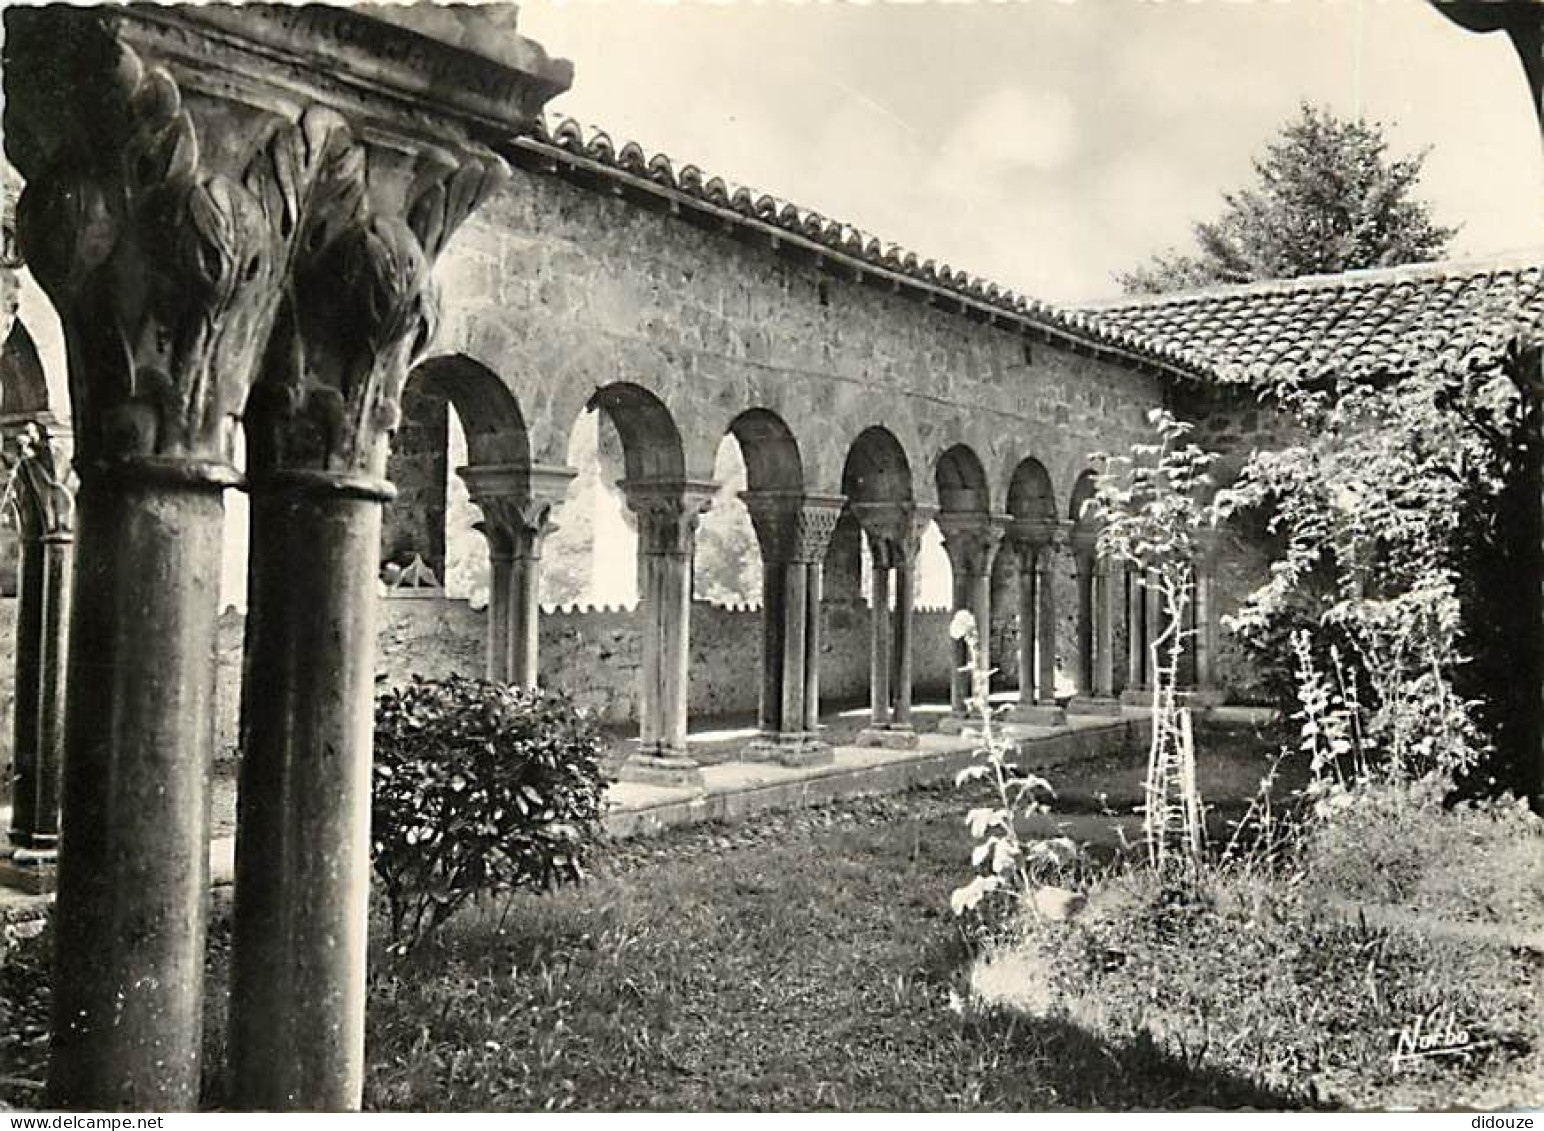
<box><xmin>0</xmin><ymin>847</ymin><xmax>58</xmax><ymax>894</ymax></box>
<box><xmin>1067</xmin><ymin>695</ymin><xmax>1124</xmax><ymax>717</ymax></box>
<box><xmin>855</xmin><ymin>725</ymin><xmax>919</xmax><ymax>750</ymax></box>
<box><xmin>935</xmin><ymin>713</ymin><xmax>972</xmax><ymax>735</ymax></box>
<box><xmin>617</xmin><ymin>751</ymin><xmax>705</xmax><ymax>788</ymax></box>
<box><xmin>1007</xmin><ymin>703</ymin><xmax>1067</xmax><ymax>727</ymax></box>
<box><xmin>743</xmin><ymin>734</ymin><xmax>835</xmax><ymax>767</ymax></box>
<box><xmin>1180</xmin><ymin>686</ymin><xmax>1228</xmax><ymax>709</ymax></box>
<box><xmin>1120</xmin><ymin>686</ymin><xmax>1153</xmax><ymax>706</ymax></box>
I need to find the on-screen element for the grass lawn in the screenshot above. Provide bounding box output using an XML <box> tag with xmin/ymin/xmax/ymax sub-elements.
<box><xmin>4</xmin><ymin>724</ymin><xmax>1537</xmax><ymax>1111</ymax></box>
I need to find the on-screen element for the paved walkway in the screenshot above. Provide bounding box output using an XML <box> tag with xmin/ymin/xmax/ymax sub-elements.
<box><xmin>0</xmin><ymin>705</ymin><xmax>1161</xmax><ymax>916</ymax></box>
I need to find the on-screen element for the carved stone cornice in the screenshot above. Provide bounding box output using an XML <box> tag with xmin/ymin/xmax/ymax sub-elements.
<box><xmin>116</xmin><ymin>4</ymin><xmax>573</xmax><ymax>149</ymax></box>
<box><xmin>459</xmin><ymin>461</ymin><xmax>576</xmax><ymax>558</ymax></box>
<box><xmin>936</xmin><ymin>511</ymin><xmax>1007</xmax><ymax>577</ymax></box>
<box><xmin>851</xmin><ymin>501</ymin><xmax>936</xmax><ymax>569</ymax></box>
<box><xmin>2</xmin><ymin>421</ymin><xmax>75</xmax><ymax>539</ymax></box>
<box><xmin>742</xmin><ymin>490</ymin><xmax>846</xmax><ymax>565</ymax></box>
<box><xmin>621</xmin><ymin>479</ymin><xmax>717</xmax><ymax>558</ymax></box>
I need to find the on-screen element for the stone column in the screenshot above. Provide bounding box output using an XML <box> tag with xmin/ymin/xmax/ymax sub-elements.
<box><xmin>743</xmin><ymin>492</ymin><xmax>843</xmax><ymax>764</ymax></box>
<box><xmin>1068</xmin><ymin>529</ymin><xmax>1121</xmax><ymax>716</ymax></box>
<box><xmin>0</xmin><ymin>421</ymin><xmax>74</xmax><ymax>894</ymax></box>
<box><xmin>1122</xmin><ymin>567</ymin><xmax>1149</xmax><ymax>704</ymax></box>
<box><xmin>852</xmin><ymin>502</ymin><xmax>931</xmax><ymax>749</ymax></box>
<box><xmin>9</xmin><ymin>4</ymin><xmax>571</xmax><ymax>1111</ymax></box>
<box><xmin>1007</xmin><ymin>518</ymin><xmax>1064</xmax><ymax>726</ymax></box>
<box><xmin>1095</xmin><ymin>559</ymin><xmax>1119</xmax><ymax>698</ymax></box>
<box><xmin>6</xmin><ymin>14</ymin><xmax>308</xmax><ymax>1107</ymax></box>
<box><xmin>1190</xmin><ymin>528</ymin><xmax>1225</xmax><ymax>707</ymax></box>
<box><xmin>460</xmin><ymin>463</ymin><xmax>576</xmax><ymax>687</ymax></box>
<box><xmin>232</xmin><ymin>120</ymin><xmax>516</xmax><ymax>1113</ymax></box>
<box><xmin>936</xmin><ymin>513</ymin><xmax>1006</xmax><ymax>730</ymax></box>
<box><xmin>617</xmin><ymin>479</ymin><xmax>716</xmax><ymax>785</ymax></box>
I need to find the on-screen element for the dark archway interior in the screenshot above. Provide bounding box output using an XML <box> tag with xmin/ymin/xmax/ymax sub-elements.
<box><xmin>728</xmin><ymin>407</ymin><xmax>803</xmax><ymax>494</ymax></box>
<box><xmin>587</xmin><ymin>382</ymin><xmax>685</xmax><ymax>484</ymax></box>
<box><xmin>1007</xmin><ymin>458</ymin><xmax>1057</xmax><ymax>520</ymax></box>
<box><xmin>935</xmin><ymin>444</ymin><xmax>989</xmax><ymax>515</ymax></box>
<box><xmin>841</xmin><ymin>426</ymin><xmax>911</xmax><ymax>505</ymax></box>
<box><xmin>382</xmin><ymin>355</ymin><xmax>531</xmax><ymax>578</ymax></box>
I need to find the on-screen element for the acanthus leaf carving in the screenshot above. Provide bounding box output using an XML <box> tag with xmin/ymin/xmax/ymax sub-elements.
<box><xmin>12</xmin><ymin>30</ymin><xmax>323</xmax><ymax>479</ymax></box>
<box><xmin>247</xmin><ymin>139</ymin><xmax>509</xmax><ymax>484</ymax></box>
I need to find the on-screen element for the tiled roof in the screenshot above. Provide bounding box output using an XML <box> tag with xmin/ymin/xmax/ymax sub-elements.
<box><xmin>503</xmin><ymin>118</ymin><xmax>1216</xmax><ymax>379</ymax></box>
<box><xmin>1077</xmin><ymin>253</ymin><xmax>1544</xmax><ymax>384</ymax></box>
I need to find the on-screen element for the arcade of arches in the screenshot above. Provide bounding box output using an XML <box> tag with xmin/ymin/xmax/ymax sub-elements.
<box><xmin>7</xmin><ymin>0</ymin><xmax>1519</xmax><ymax>1117</ymax></box>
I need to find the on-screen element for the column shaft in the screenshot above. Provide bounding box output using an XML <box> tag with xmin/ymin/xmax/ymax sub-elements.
<box><xmin>757</xmin><ymin>563</ymin><xmax>785</xmax><ymax>734</ymax></box>
<box><xmin>803</xmin><ymin>562</ymin><xmax>824</xmax><ymax>734</ymax></box>
<box><xmin>232</xmin><ymin>487</ymin><xmax>382</xmax><ymax>1110</ymax></box>
<box><xmin>893</xmin><ymin>557</ymin><xmax>916</xmax><ymax>727</ymax></box>
<box><xmin>780</xmin><ymin>564</ymin><xmax>809</xmax><ymax>736</ymax></box>
<box><xmin>1195</xmin><ymin>570</ymin><xmax>1216</xmax><ymax>690</ymax></box>
<box><xmin>1017</xmin><ymin>550</ymin><xmax>1037</xmax><ymax>705</ymax></box>
<box><xmin>509</xmin><ymin>550</ymin><xmax>542</xmax><ymax>688</ymax></box>
<box><xmin>948</xmin><ymin>567</ymin><xmax>971</xmax><ymax>715</ymax></box>
<box><xmin>49</xmin><ymin>477</ymin><xmax>228</xmax><ymax>1110</ymax></box>
<box><xmin>970</xmin><ymin>568</ymin><xmax>992</xmax><ymax>704</ymax></box>
<box><xmin>1126</xmin><ymin>567</ymin><xmax>1144</xmax><ymax>689</ymax></box>
<box><xmin>1036</xmin><ymin>552</ymin><xmax>1058</xmax><ymax>703</ymax></box>
<box><xmin>1094</xmin><ymin>564</ymin><xmax>1117</xmax><ymax>698</ymax></box>
<box><xmin>485</xmin><ymin>550</ymin><xmax>514</xmax><ymax>683</ymax></box>
<box><xmin>869</xmin><ymin>564</ymin><xmax>893</xmax><ymax>726</ymax></box>
<box><xmin>7</xmin><ymin>536</ymin><xmax>45</xmax><ymax>845</ymax></box>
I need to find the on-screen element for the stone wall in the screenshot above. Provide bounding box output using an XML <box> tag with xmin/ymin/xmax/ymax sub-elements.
<box><xmin>190</xmin><ymin>593</ymin><xmax>964</xmax><ymax>774</ymax></box>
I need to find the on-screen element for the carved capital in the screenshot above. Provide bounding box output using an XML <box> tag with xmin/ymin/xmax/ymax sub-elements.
<box><xmin>936</xmin><ymin>512</ymin><xmax>1007</xmax><ymax>578</ymax></box>
<box><xmin>1009</xmin><ymin>516</ymin><xmax>1065</xmax><ymax>556</ymax></box>
<box><xmin>622</xmin><ymin>479</ymin><xmax>717</xmax><ymax>558</ymax></box>
<box><xmin>2</xmin><ymin>420</ymin><xmax>75</xmax><ymax>538</ymax></box>
<box><xmin>245</xmin><ymin>134</ymin><xmax>509</xmax><ymax>494</ymax></box>
<box><xmin>851</xmin><ymin>501</ymin><xmax>936</xmax><ymax>569</ymax></box>
<box><xmin>460</xmin><ymin>461</ymin><xmax>575</xmax><ymax>559</ymax></box>
<box><xmin>743</xmin><ymin>491</ymin><xmax>845</xmax><ymax>565</ymax></box>
<box><xmin>7</xmin><ymin>20</ymin><xmax>311</xmax><ymax>488</ymax></box>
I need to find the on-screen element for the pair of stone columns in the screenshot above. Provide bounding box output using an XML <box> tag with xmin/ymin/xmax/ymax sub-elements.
<box><xmin>851</xmin><ymin>502</ymin><xmax>934</xmax><ymax>748</ymax></box>
<box><xmin>1005</xmin><ymin>519</ymin><xmax>1067</xmax><ymax>725</ymax></box>
<box><xmin>460</xmin><ymin>463</ymin><xmax>576</xmax><ymax>688</ymax></box>
<box><xmin>743</xmin><ymin>492</ymin><xmax>846</xmax><ymax>763</ymax></box>
<box><xmin>614</xmin><ymin>479</ymin><xmax>718</xmax><ymax>785</ymax></box>
<box><xmin>937</xmin><ymin>512</ymin><xmax>1006</xmax><ymax>728</ymax></box>
<box><xmin>0</xmin><ymin>419</ymin><xmax>72</xmax><ymax>893</ymax></box>
<box><xmin>1120</xmin><ymin>530</ymin><xmax>1223</xmax><ymax>703</ymax></box>
<box><xmin>1067</xmin><ymin>529</ymin><xmax>1122</xmax><ymax>715</ymax></box>
<box><xmin>6</xmin><ymin>4</ymin><xmax>569</xmax><ymax>1111</ymax></box>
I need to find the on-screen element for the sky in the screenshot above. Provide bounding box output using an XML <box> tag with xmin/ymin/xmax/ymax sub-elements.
<box><xmin>517</xmin><ymin>0</ymin><xmax>1544</xmax><ymax>303</ymax></box>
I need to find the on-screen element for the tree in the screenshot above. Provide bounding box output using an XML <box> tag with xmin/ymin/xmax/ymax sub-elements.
<box><xmin>1119</xmin><ymin>104</ymin><xmax>1457</xmax><ymax>294</ymax></box>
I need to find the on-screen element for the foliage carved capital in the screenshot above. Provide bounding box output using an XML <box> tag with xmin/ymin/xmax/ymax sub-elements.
<box><xmin>460</xmin><ymin>462</ymin><xmax>576</xmax><ymax>558</ymax></box>
<box><xmin>936</xmin><ymin>512</ymin><xmax>1007</xmax><ymax>577</ymax></box>
<box><xmin>245</xmin><ymin>137</ymin><xmax>509</xmax><ymax>494</ymax></box>
<box><xmin>2</xmin><ymin>420</ymin><xmax>75</xmax><ymax>538</ymax></box>
<box><xmin>622</xmin><ymin>479</ymin><xmax>717</xmax><ymax>558</ymax></box>
<box><xmin>851</xmin><ymin>502</ymin><xmax>936</xmax><ymax>569</ymax></box>
<box><xmin>7</xmin><ymin>22</ymin><xmax>312</xmax><ymax>487</ymax></box>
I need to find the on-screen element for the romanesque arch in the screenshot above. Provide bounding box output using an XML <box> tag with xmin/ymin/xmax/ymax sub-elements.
<box><xmin>934</xmin><ymin>444</ymin><xmax>1003</xmax><ymax>722</ymax></box>
<box><xmin>842</xmin><ymin>426</ymin><xmax>928</xmax><ymax>746</ymax></box>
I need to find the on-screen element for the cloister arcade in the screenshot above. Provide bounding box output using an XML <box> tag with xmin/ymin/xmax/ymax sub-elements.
<box><xmin>3</xmin><ymin>0</ymin><xmax>1466</xmax><ymax>1115</ymax></box>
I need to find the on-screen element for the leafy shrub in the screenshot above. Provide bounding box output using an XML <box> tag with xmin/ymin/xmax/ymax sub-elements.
<box><xmin>373</xmin><ymin>676</ymin><xmax>607</xmax><ymax>951</ymax></box>
<box><xmin>979</xmin><ymin>868</ymin><xmax>1542</xmax><ymax>1108</ymax></box>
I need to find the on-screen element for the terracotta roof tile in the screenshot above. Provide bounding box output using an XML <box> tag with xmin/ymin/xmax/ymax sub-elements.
<box><xmin>1080</xmin><ymin>254</ymin><xmax>1543</xmax><ymax>382</ymax></box>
